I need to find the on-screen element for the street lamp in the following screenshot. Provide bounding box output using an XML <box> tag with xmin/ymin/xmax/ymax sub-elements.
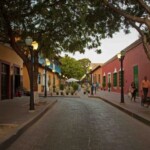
<box><xmin>52</xmin><ymin>61</ymin><xmax>56</xmax><ymax>92</ymax></box>
<box><xmin>25</xmin><ymin>36</ymin><xmax>38</xmax><ymax>110</ymax></box>
<box><xmin>89</xmin><ymin>66</ymin><xmax>93</xmax><ymax>95</ymax></box>
<box><xmin>117</xmin><ymin>50</ymin><xmax>126</xmax><ymax>103</ymax></box>
<box><xmin>44</xmin><ymin>58</ymin><xmax>50</xmax><ymax>97</ymax></box>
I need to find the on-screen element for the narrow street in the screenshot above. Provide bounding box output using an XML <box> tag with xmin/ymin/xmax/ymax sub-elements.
<box><xmin>7</xmin><ymin>96</ymin><xmax>150</xmax><ymax>150</ymax></box>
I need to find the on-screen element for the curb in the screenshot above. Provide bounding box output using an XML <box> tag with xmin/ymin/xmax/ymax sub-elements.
<box><xmin>0</xmin><ymin>100</ymin><xmax>57</xmax><ymax>150</ymax></box>
<box><xmin>39</xmin><ymin>95</ymin><xmax>80</xmax><ymax>98</ymax></box>
<box><xmin>89</xmin><ymin>96</ymin><xmax>150</xmax><ymax>127</ymax></box>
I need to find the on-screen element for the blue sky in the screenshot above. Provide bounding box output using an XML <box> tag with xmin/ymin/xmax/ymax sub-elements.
<box><xmin>61</xmin><ymin>28</ymin><xmax>139</xmax><ymax>63</ymax></box>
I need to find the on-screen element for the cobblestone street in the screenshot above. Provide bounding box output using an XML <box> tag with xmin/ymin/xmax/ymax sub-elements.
<box><xmin>7</xmin><ymin>96</ymin><xmax>150</xmax><ymax>150</ymax></box>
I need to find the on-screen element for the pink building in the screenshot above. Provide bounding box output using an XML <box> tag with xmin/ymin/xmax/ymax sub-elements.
<box><xmin>101</xmin><ymin>39</ymin><xmax>150</xmax><ymax>96</ymax></box>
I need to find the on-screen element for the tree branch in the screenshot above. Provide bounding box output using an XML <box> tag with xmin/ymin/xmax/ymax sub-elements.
<box><xmin>102</xmin><ymin>0</ymin><xmax>150</xmax><ymax>29</ymax></box>
<box><xmin>136</xmin><ymin>0</ymin><xmax>150</xmax><ymax>14</ymax></box>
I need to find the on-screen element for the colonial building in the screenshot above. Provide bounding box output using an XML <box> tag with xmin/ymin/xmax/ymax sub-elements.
<box><xmin>90</xmin><ymin>64</ymin><xmax>102</xmax><ymax>87</ymax></box>
<box><xmin>0</xmin><ymin>44</ymin><xmax>23</xmax><ymax>100</ymax></box>
<box><xmin>101</xmin><ymin>39</ymin><xmax>150</xmax><ymax>96</ymax></box>
<box><xmin>0</xmin><ymin>44</ymin><xmax>61</xmax><ymax>100</ymax></box>
<box><xmin>23</xmin><ymin>58</ymin><xmax>61</xmax><ymax>94</ymax></box>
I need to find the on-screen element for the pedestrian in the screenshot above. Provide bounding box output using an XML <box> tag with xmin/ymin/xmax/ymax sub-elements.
<box><xmin>129</xmin><ymin>81</ymin><xmax>137</xmax><ymax>102</ymax></box>
<box><xmin>96</xmin><ymin>82</ymin><xmax>99</xmax><ymax>90</ymax></box>
<box><xmin>93</xmin><ymin>83</ymin><xmax>96</xmax><ymax>94</ymax></box>
<box><xmin>141</xmin><ymin>76</ymin><xmax>150</xmax><ymax>106</ymax></box>
<box><xmin>78</xmin><ymin>84</ymin><xmax>81</xmax><ymax>92</ymax></box>
<box><xmin>91</xmin><ymin>83</ymin><xmax>94</xmax><ymax>95</ymax></box>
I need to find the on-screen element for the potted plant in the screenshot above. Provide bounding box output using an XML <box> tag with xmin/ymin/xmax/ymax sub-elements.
<box><xmin>70</xmin><ymin>87</ymin><xmax>75</xmax><ymax>95</ymax></box>
<box><xmin>66</xmin><ymin>89</ymin><xmax>69</xmax><ymax>95</ymax></box>
<box><xmin>60</xmin><ymin>84</ymin><xmax>64</xmax><ymax>95</ymax></box>
<box><xmin>71</xmin><ymin>82</ymin><xmax>78</xmax><ymax>92</ymax></box>
<box><xmin>108</xmin><ymin>82</ymin><xmax>111</xmax><ymax>92</ymax></box>
<box><xmin>102</xmin><ymin>82</ymin><xmax>106</xmax><ymax>91</ymax></box>
<box><xmin>55</xmin><ymin>87</ymin><xmax>59</xmax><ymax>95</ymax></box>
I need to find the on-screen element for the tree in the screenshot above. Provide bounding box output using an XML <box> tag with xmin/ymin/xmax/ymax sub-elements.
<box><xmin>101</xmin><ymin>0</ymin><xmax>150</xmax><ymax>60</ymax></box>
<box><xmin>0</xmin><ymin>0</ymin><xmax>103</xmax><ymax>100</ymax></box>
<box><xmin>78</xmin><ymin>58</ymin><xmax>91</xmax><ymax>74</ymax></box>
<box><xmin>60</xmin><ymin>55</ymin><xmax>85</xmax><ymax>79</ymax></box>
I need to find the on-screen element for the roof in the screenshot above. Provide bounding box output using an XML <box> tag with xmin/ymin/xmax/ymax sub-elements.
<box><xmin>103</xmin><ymin>38</ymin><xmax>142</xmax><ymax>66</ymax></box>
<box><xmin>89</xmin><ymin>63</ymin><xmax>103</xmax><ymax>74</ymax></box>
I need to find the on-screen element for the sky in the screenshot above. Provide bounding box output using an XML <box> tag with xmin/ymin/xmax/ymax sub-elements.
<box><xmin>61</xmin><ymin>28</ymin><xmax>139</xmax><ymax>63</ymax></box>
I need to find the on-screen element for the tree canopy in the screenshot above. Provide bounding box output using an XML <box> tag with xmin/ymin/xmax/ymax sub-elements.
<box><xmin>101</xmin><ymin>0</ymin><xmax>150</xmax><ymax>60</ymax></box>
<box><xmin>1</xmin><ymin>0</ymin><xmax>150</xmax><ymax>63</ymax></box>
<box><xmin>60</xmin><ymin>55</ymin><xmax>85</xmax><ymax>79</ymax></box>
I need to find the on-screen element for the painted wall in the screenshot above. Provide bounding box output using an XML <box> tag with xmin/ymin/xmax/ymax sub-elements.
<box><xmin>101</xmin><ymin>40</ymin><xmax>150</xmax><ymax>96</ymax></box>
<box><xmin>0</xmin><ymin>44</ymin><xmax>23</xmax><ymax>71</ymax></box>
<box><xmin>92</xmin><ymin>67</ymin><xmax>102</xmax><ymax>88</ymax></box>
<box><xmin>23</xmin><ymin>65</ymin><xmax>60</xmax><ymax>93</ymax></box>
<box><xmin>0</xmin><ymin>44</ymin><xmax>23</xmax><ymax>100</ymax></box>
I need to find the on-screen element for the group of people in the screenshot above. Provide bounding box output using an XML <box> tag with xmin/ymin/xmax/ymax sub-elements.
<box><xmin>129</xmin><ymin>76</ymin><xmax>150</xmax><ymax>105</ymax></box>
<box><xmin>91</xmin><ymin>82</ymin><xmax>99</xmax><ymax>95</ymax></box>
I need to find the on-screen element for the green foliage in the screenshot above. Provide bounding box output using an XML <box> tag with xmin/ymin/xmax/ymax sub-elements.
<box><xmin>60</xmin><ymin>55</ymin><xmax>84</xmax><ymax>79</ymax></box>
<box><xmin>1</xmin><ymin>0</ymin><xmax>150</xmax><ymax>61</ymax></box>
<box><xmin>59</xmin><ymin>84</ymin><xmax>64</xmax><ymax>91</ymax></box>
<box><xmin>78</xmin><ymin>58</ymin><xmax>91</xmax><ymax>74</ymax></box>
<box><xmin>107</xmin><ymin>82</ymin><xmax>111</xmax><ymax>88</ymax></box>
<box><xmin>71</xmin><ymin>82</ymin><xmax>78</xmax><ymax>91</ymax></box>
<box><xmin>102</xmin><ymin>82</ymin><xmax>106</xmax><ymax>88</ymax></box>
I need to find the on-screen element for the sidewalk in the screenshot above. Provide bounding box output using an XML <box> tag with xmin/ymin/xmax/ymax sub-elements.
<box><xmin>89</xmin><ymin>90</ymin><xmax>150</xmax><ymax>126</ymax></box>
<box><xmin>0</xmin><ymin>96</ymin><xmax>57</xmax><ymax>149</ymax></box>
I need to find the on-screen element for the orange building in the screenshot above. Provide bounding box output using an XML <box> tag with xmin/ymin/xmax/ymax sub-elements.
<box><xmin>89</xmin><ymin>63</ymin><xmax>103</xmax><ymax>89</ymax></box>
<box><xmin>0</xmin><ymin>44</ymin><xmax>23</xmax><ymax>100</ymax></box>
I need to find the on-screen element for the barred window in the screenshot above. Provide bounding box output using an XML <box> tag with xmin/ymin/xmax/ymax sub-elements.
<box><xmin>37</xmin><ymin>73</ymin><xmax>41</xmax><ymax>84</ymax></box>
<box><xmin>119</xmin><ymin>71</ymin><xmax>124</xmax><ymax>87</ymax></box>
<box><xmin>113</xmin><ymin>73</ymin><xmax>117</xmax><ymax>87</ymax></box>
<box><xmin>103</xmin><ymin>76</ymin><xmax>106</xmax><ymax>87</ymax></box>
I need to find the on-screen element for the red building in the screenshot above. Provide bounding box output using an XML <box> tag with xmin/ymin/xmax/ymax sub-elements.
<box><xmin>101</xmin><ymin>39</ymin><xmax>150</xmax><ymax>96</ymax></box>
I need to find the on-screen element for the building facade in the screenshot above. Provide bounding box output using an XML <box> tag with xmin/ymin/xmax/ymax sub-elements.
<box><xmin>0</xmin><ymin>44</ymin><xmax>61</xmax><ymax>100</ymax></box>
<box><xmin>90</xmin><ymin>64</ymin><xmax>102</xmax><ymax>88</ymax></box>
<box><xmin>23</xmin><ymin>59</ymin><xmax>61</xmax><ymax>94</ymax></box>
<box><xmin>101</xmin><ymin>39</ymin><xmax>150</xmax><ymax>96</ymax></box>
<box><xmin>0</xmin><ymin>44</ymin><xmax>23</xmax><ymax>100</ymax></box>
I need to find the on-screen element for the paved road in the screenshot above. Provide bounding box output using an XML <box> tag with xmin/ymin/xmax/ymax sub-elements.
<box><xmin>7</xmin><ymin>97</ymin><xmax>150</xmax><ymax>150</ymax></box>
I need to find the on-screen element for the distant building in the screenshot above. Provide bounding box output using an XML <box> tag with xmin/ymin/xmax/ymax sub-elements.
<box><xmin>89</xmin><ymin>64</ymin><xmax>102</xmax><ymax>88</ymax></box>
<box><xmin>23</xmin><ymin>57</ymin><xmax>61</xmax><ymax>94</ymax></box>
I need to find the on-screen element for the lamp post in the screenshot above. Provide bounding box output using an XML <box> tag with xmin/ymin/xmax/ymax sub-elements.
<box><xmin>44</xmin><ymin>58</ymin><xmax>50</xmax><ymax>97</ymax></box>
<box><xmin>89</xmin><ymin>66</ymin><xmax>93</xmax><ymax>95</ymax></box>
<box><xmin>117</xmin><ymin>50</ymin><xmax>125</xmax><ymax>103</ymax></box>
<box><xmin>52</xmin><ymin>60</ymin><xmax>56</xmax><ymax>93</ymax></box>
<box><xmin>25</xmin><ymin>36</ymin><xmax>38</xmax><ymax>110</ymax></box>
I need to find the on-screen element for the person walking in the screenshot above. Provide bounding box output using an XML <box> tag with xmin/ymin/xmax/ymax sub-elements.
<box><xmin>129</xmin><ymin>81</ymin><xmax>137</xmax><ymax>102</ymax></box>
<box><xmin>141</xmin><ymin>76</ymin><xmax>150</xmax><ymax>105</ymax></box>
<box><xmin>93</xmin><ymin>83</ymin><xmax>96</xmax><ymax>94</ymax></box>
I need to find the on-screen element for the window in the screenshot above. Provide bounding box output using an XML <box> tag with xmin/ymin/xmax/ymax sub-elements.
<box><xmin>98</xmin><ymin>74</ymin><xmax>100</xmax><ymax>83</ymax></box>
<box><xmin>119</xmin><ymin>71</ymin><xmax>124</xmax><ymax>87</ymax></box>
<box><xmin>102</xmin><ymin>76</ymin><xmax>106</xmax><ymax>87</ymax></box>
<box><xmin>113</xmin><ymin>73</ymin><xmax>117</xmax><ymax>87</ymax></box>
<box><xmin>37</xmin><ymin>73</ymin><xmax>41</xmax><ymax>84</ymax></box>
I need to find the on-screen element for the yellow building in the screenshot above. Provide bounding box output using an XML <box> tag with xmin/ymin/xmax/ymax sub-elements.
<box><xmin>0</xmin><ymin>44</ymin><xmax>61</xmax><ymax>100</ymax></box>
<box><xmin>0</xmin><ymin>44</ymin><xmax>23</xmax><ymax>100</ymax></box>
<box><xmin>23</xmin><ymin>61</ymin><xmax>61</xmax><ymax>95</ymax></box>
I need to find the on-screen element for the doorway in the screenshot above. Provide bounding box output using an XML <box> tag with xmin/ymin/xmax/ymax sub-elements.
<box><xmin>1</xmin><ymin>63</ymin><xmax>9</xmax><ymax>100</ymax></box>
<box><xmin>133</xmin><ymin>65</ymin><xmax>139</xmax><ymax>95</ymax></box>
